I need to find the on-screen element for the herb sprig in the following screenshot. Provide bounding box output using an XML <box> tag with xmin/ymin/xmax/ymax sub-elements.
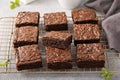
<box><xmin>0</xmin><ymin>60</ymin><xmax>8</xmax><ymax>66</ymax></box>
<box><xmin>101</xmin><ymin>68</ymin><xmax>113</xmax><ymax>80</ymax></box>
<box><xmin>10</xmin><ymin>0</ymin><xmax>20</xmax><ymax>9</ymax></box>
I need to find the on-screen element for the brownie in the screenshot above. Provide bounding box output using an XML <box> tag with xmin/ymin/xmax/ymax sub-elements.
<box><xmin>16</xmin><ymin>12</ymin><xmax>40</xmax><ymax>27</ymax></box>
<box><xmin>42</xmin><ymin>31</ymin><xmax>72</xmax><ymax>49</ymax></box>
<box><xmin>13</xmin><ymin>26</ymin><xmax>38</xmax><ymax>47</ymax></box>
<box><xmin>14</xmin><ymin>44</ymin><xmax>42</xmax><ymax>71</ymax></box>
<box><xmin>44</xmin><ymin>12</ymin><xmax>68</xmax><ymax>31</ymax></box>
<box><xmin>76</xmin><ymin>43</ymin><xmax>105</xmax><ymax>68</ymax></box>
<box><xmin>73</xmin><ymin>24</ymin><xmax>100</xmax><ymax>45</ymax></box>
<box><xmin>46</xmin><ymin>46</ymin><xmax>72</xmax><ymax>69</ymax></box>
<box><xmin>72</xmin><ymin>9</ymin><xmax>98</xmax><ymax>24</ymax></box>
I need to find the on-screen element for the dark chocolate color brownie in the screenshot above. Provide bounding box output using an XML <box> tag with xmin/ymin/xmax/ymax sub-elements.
<box><xmin>13</xmin><ymin>26</ymin><xmax>38</xmax><ymax>47</ymax></box>
<box><xmin>16</xmin><ymin>12</ymin><xmax>40</xmax><ymax>27</ymax></box>
<box><xmin>76</xmin><ymin>43</ymin><xmax>105</xmax><ymax>68</ymax></box>
<box><xmin>42</xmin><ymin>31</ymin><xmax>72</xmax><ymax>49</ymax></box>
<box><xmin>46</xmin><ymin>46</ymin><xmax>72</xmax><ymax>69</ymax></box>
<box><xmin>73</xmin><ymin>24</ymin><xmax>100</xmax><ymax>45</ymax></box>
<box><xmin>72</xmin><ymin>9</ymin><xmax>98</xmax><ymax>24</ymax></box>
<box><xmin>44</xmin><ymin>12</ymin><xmax>68</xmax><ymax>31</ymax></box>
<box><xmin>14</xmin><ymin>44</ymin><xmax>42</xmax><ymax>71</ymax></box>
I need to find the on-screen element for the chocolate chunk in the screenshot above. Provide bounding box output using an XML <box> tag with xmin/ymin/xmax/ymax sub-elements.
<box><xmin>72</xmin><ymin>9</ymin><xmax>98</xmax><ymax>24</ymax></box>
<box><xmin>15</xmin><ymin>44</ymin><xmax>42</xmax><ymax>71</ymax></box>
<box><xmin>13</xmin><ymin>26</ymin><xmax>38</xmax><ymax>47</ymax></box>
<box><xmin>73</xmin><ymin>24</ymin><xmax>100</xmax><ymax>45</ymax></box>
<box><xmin>76</xmin><ymin>43</ymin><xmax>105</xmax><ymax>68</ymax></box>
<box><xmin>16</xmin><ymin>12</ymin><xmax>40</xmax><ymax>27</ymax></box>
<box><xmin>44</xmin><ymin>12</ymin><xmax>68</xmax><ymax>31</ymax></box>
<box><xmin>46</xmin><ymin>46</ymin><xmax>72</xmax><ymax>69</ymax></box>
<box><xmin>42</xmin><ymin>31</ymin><xmax>72</xmax><ymax>49</ymax></box>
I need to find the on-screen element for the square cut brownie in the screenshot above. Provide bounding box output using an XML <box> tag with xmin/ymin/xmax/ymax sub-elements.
<box><xmin>72</xmin><ymin>9</ymin><xmax>98</xmax><ymax>24</ymax></box>
<box><xmin>46</xmin><ymin>46</ymin><xmax>72</xmax><ymax>69</ymax></box>
<box><xmin>14</xmin><ymin>44</ymin><xmax>42</xmax><ymax>71</ymax></box>
<box><xmin>44</xmin><ymin>12</ymin><xmax>68</xmax><ymax>31</ymax></box>
<box><xmin>42</xmin><ymin>31</ymin><xmax>72</xmax><ymax>49</ymax></box>
<box><xmin>16</xmin><ymin>12</ymin><xmax>40</xmax><ymax>27</ymax></box>
<box><xmin>13</xmin><ymin>26</ymin><xmax>38</xmax><ymax>47</ymax></box>
<box><xmin>76</xmin><ymin>43</ymin><xmax>105</xmax><ymax>68</ymax></box>
<box><xmin>73</xmin><ymin>24</ymin><xmax>100</xmax><ymax>45</ymax></box>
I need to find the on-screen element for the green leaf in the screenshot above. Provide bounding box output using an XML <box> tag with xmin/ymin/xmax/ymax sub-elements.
<box><xmin>10</xmin><ymin>3</ymin><xmax>16</xmax><ymax>9</ymax></box>
<box><xmin>0</xmin><ymin>60</ymin><xmax>8</xmax><ymax>66</ymax></box>
<box><xmin>10</xmin><ymin>0</ymin><xmax>20</xmax><ymax>10</ymax></box>
<box><xmin>106</xmin><ymin>76</ymin><xmax>111</xmax><ymax>80</ymax></box>
<box><xmin>101</xmin><ymin>68</ymin><xmax>113</xmax><ymax>80</ymax></box>
<box><xmin>101</xmin><ymin>74</ymin><xmax>106</xmax><ymax>78</ymax></box>
<box><xmin>15</xmin><ymin>0</ymin><xmax>20</xmax><ymax>6</ymax></box>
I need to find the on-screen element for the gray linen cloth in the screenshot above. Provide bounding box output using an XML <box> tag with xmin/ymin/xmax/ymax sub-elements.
<box><xmin>84</xmin><ymin>0</ymin><xmax>120</xmax><ymax>52</ymax></box>
<box><xmin>85</xmin><ymin>0</ymin><xmax>120</xmax><ymax>17</ymax></box>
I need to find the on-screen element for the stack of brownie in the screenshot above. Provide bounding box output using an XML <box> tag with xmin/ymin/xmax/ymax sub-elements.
<box><xmin>13</xmin><ymin>12</ymin><xmax>42</xmax><ymax>71</ymax></box>
<box><xmin>72</xmin><ymin>9</ymin><xmax>105</xmax><ymax>68</ymax></box>
<box><xmin>43</xmin><ymin>12</ymin><xmax>73</xmax><ymax>69</ymax></box>
<box><xmin>42</xmin><ymin>31</ymin><xmax>72</xmax><ymax>69</ymax></box>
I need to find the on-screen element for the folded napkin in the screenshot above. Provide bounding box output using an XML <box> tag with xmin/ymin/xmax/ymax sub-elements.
<box><xmin>84</xmin><ymin>0</ymin><xmax>120</xmax><ymax>52</ymax></box>
<box><xmin>102</xmin><ymin>13</ymin><xmax>120</xmax><ymax>52</ymax></box>
<box><xmin>85</xmin><ymin>0</ymin><xmax>120</xmax><ymax>17</ymax></box>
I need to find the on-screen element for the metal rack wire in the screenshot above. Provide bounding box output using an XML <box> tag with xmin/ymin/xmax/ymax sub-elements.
<box><xmin>0</xmin><ymin>16</ymin><xmax>120</xmax><ymax>74</ymax></box>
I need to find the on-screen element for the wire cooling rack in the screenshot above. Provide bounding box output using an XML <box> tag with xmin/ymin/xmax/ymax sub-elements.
<box><xmin>0</xmin><ymin>16</ymin><xmax>120</xmax><ymax>74</ymax></box>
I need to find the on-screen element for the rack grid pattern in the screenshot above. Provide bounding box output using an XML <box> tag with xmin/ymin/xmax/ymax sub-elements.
<box><xmin>0</xmin><ymin>17</ymin><xmax>120</xmax><ymax>74</ymax></box>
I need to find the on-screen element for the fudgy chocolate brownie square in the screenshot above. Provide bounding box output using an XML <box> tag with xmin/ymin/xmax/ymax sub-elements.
<box><xmin>72</xmin><ymin>9</ymin><xmax>98</xmax><ymax>24</ymax></box>
<box><xmin>42</xmin><ymin>31</ymin><xmax>72</xmax><ymax>49</ymax></box>
<box><xmin>76</xmin><ymin>43</ymin><xmax>105</xmax><ymax>68</ymax></box>
<box><xmin>73</xmin><ymin>24</ymin><xmax>100</xmax><ymax>45</ymax></box>
<box><xmin>16</xmin><ymin>12</ymin><xmax>40</xmax><ymax>27</ymax></box>
<box><xmin>46</xmin><ymin>46</ymin><xmax>72</xmax><ymax>69</ymax></box>
<box><xmin>13</xmin><ymin>26</ymin><xmax>38</xmax><ymax>47</ymax></box>
<box><xmin>44</xmin><ymin>12</ymin><xmax>68</xmax><ymax>31</ymax></box>
<box><xmin>14</xmin><ymin>44</ymin><xmax>42</xmax><ymax>71</ymax></box>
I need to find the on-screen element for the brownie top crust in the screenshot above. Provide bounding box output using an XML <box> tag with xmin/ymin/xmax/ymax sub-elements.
<box><xmin>73</xmin><ymin>24</ymin><xmax>100</xmax><ymax>40</ymax></box>
<box><xmin>77</xmin><ymin>43</ymin><xmax>105</xmax><ymax>61</ymax></box>
<box><xmin>13</xmin><ymin>26</ymin><xmax>38</xmax><ymax>43</ymax></box>
<box><xmin>15</xmin><ymin>45</ymin><xmax>41</xmax><ymax>64</ymax></box>
<box><xmin>72</xmin><ymin>9</ymin><xmax>98</xmax><ymax>23</ymax></box>
<box><xmin>46</xmin><ymin>46</ymin><xmax>72</xmax><ymax>63</ymax></box>
<box><xmin>44</xmin><ymin>12</ymin><xmax>67</xmax><ymax>25</ymax></box>
<box><xmin>16</xmin><ymin>12</ymin><xmax>39</xmax><ymax>26</ymax></box>
<box><xmin>43</xmin><ymin>31</ymin><xmax>72</xmax><ymax>40</ymax></box>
